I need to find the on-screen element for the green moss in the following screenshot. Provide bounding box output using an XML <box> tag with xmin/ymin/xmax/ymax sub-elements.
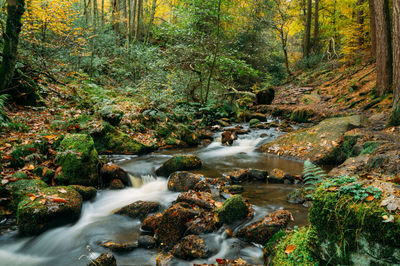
<box><xmin>360</xmin><ymin>141</ymin><xmax>380</xmax><ymax>155</ymax></box>
<box><xmin>249</xmin><ymin>119</ymin><xmax>261</xmax><ymax>128</ymax></box>
<box><xmin>270</xmin><ymin>227</ymin><xmax>320</xmax><ymax>266</ymax></box>
<box><xmin>309</xmin><ymin>184</ymin><xmax>400</xmax><ymax>264</ymax></box>
<box><xmin>177</xmin><ymin>124</ymin><xmax>200</xmax><ymax>147</ymax></box>
<box><xmin>93</xmin><ymin>123</ymin><xmax>153</xmax><ymax>155</ymax></box>
<box><xmin>17</xmin><ymin>186</ymin><xmax>82</xmax><ymax>235</ymax></box>
<box><xmin>155</xmin><ymin>155</ymin><xmax>202</xmax><ymax>177</ymax></box>
<box><xmin>216</xmin><ymin>195</ymin><xmax>248</xmax><ymax>224</ymax></box>
<box><xmin>10</xmin><ymin>141</ymin><xmax>49</xmax><ymax>168</ymax></box>
<box><xmin>12</xmin><ymin>172</ymin><xmax>29</xmax><ymax>180</ymax></box>
<box><xmin>56</xmin><ymin>134</ymin><xmax>99</xmax><ymax>186</ymax></box>
<box><xmin>99</xmin><ymin>106</ymin><xmax>124</xmax><ymax>126</ymax></box>
<box><xmin>6</xmin><ymin>179</ymin><xmax>48</xmax><ymax>210</ymax></box>
<box><xmin>318</xmin><ymin>135</ymin><xmax>362</xmax><ymax>165</ymax></box>
<box><xmin>69</xmin><ymin>185</ymin><xmax>97</xmax><ymax>201</ymax></box>
<box><xmin>388</xmin><ymin>108</ymin><xmax>400</xmax><ymax>127</ymax></box>
<box><xmin>290</xmin><ymin>108</ymin><xmax>312</xmax><ymax>123</ymax></box>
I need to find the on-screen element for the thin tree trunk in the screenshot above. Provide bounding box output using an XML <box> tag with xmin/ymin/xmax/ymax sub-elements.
<box><xmin>369</xmin><ymin>0</ymin><xmax>376</xmax><ymax>56</ymax></box>
<box><xmin>132</xmin><ymin>0</ymin><xmax>137</xmax><ymax>41</ymax></box>
<box><xmin>313</xmin><ymin>0</ymin><xmax>319</xmax><ymax>54</ymax></box>
<box><xmin>101</xmin><ymin>0</ymin><xmax>104</xmax><ymax>27</ymax></box>
<box><xmin>135</xmin><ymin>0</ymin><xmax>143</xmax><ymax>41</ymax></box>
<box><xmin>304</xmin><ymin>0</ymin><xmax>312</xmax><ymax>59</ymax></box>
<box><xmin>93</xmin><ymin>0</ymin><xmax>98</xmax><ymax>28</ymax></box>
<box><xmin>146</xmin><ymin>0</ymin><xmax>157</xmax><ymax>44</ymax></box>
<box><xmin>357</xmin><ymin>0</ymin><xmax>364</xmax><ymax>46</ymax></box>
<box><xmin>122</xmin><ymin>0</ymin><xmax>127</xmax><ymax>36</ymax></box>
<box><xmin>390</xmin><ymin>0</ymin><xmax>400</xmax><ymax>125</ymax></box>
<box><xmin>374</xmin><ymin>0</ymin><xmax>392</xmax><ymax>96</ymax></box>
<box><xmin>0</xmin><ymin>0</ymin><xmax>25</xmax><ymax>93</ymax></box>
<box><xmin>128</xmin><ymin>0</ymin><xmax>131</xmax><ymax>42</ymax></box>
<box><xmin>112</xmin><ymin>0</ymin><xmax>120</xmax><ymax>33</ymax></box>
<box><xmin>280</xmin><ymin>29</ymin><xmax>291</xmax><ymax>76</ymax></box>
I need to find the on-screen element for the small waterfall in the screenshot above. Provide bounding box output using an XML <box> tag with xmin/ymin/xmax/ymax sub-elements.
<box><xmin>129</xmin><ymin>174</ymin><xmax>157</xmax><ymax>188</ymax></box>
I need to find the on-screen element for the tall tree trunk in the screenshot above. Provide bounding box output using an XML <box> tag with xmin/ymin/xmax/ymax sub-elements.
<box><xmin>357</xmin><ymin>0</ymin><xmax>364</xmax><ymax>46</ymax></box>
<box><xmin>128</xmin><ymin>0</ymin><xmax>131</xmax><ymax>42</ymax></box>
<box><xmin>112</xmin><ymin>0</ymin><xmax>120</xmax><ymax>33</ymax></box>
<box><xmin>304</xmin><ymin>0</ymin><xmax>312</xmax><ymax>59</ymax></box>
<box><xmin>390</xmin><ymin>0</ymin><xmax>400</xmax><ymax>125</ymax></box>
<box><xmin>146</xmin><ymin>0</ymin><xmax>157</xmax><ymax>44</ymax></box>
<box><xmin>369</xmin><ymin>0</ymin><xmax>376</xmax><ymax>56</ymax></box>
<box><xmin>374</xmin><ymin>0</ymin><xmax>392</xmax><ymax>96</ymax></box>
<box><xmin>101</xmin><ymin>0</ymin><xmax>104</xmax><ymax>27</ymax></box>
<box><xmin>0</xmin><ymin>0</ymin><xmax>25</xmax><ymax>93</ymax></box>
<box><xmin>93</xmin><ymin>0</ymin><xmax>98</xmax><ymax>28</ymax></box>
<box><xmin>135</xmin><ymin>0</ymin><xmax>143</xmax><ymax>41</ymax></box>
<box><xmin>132</xmin><ymin>0</ymin><xmax>137</xmax><ymax>41</ymax></box>
<box><xmin>122</xmin><ymin>0</ymin><xmax>127</xmax><ymax>36</ymax></box>
<box><xmin>313</xmin><ymin>0</ymin><xmax>319</xmax><ymax>53</ymax></box>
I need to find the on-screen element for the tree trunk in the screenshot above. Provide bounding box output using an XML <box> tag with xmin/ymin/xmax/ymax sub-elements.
<box><xmin>357</xmin><ymin>0</ymin><xmax>364</xmax><ymax>46</ymax></box>
<box><xmin>127</xmin><ymin>0</ymin><xmax>131</xmax><ymax>42</ymax></box>
<box><xmin>280</xmin><ymin>29</ymin><xmax>291</xmax><ymax>76</ymax></box>
<box><xmin>93</xmin><ymin>0</ymin><xmax>98</xmax><ymax>28</ymax></box>
<box><xmin>146</xmin><ymin>0</ymin><xmax>157</xmax><ymax>44</ymax></box>
<box><xmin>369</xmin><ymin>0</ymin><xmax>376</xmax><ymax>56</ymax></box>
<box><xmin>135</xmin><ymin>0</ymin><xmax>143</xmax><ymax>41</ymax></box>
<box><xmin>122</xmin><ymin>0</ymin><xmax>127</xmax><ymax>35</ymax></box>
<box><xmin>101</xmin><ymin>0</ymin><xmax>104</xmax><ymax>27</ymax></box>
<box><xmin>390</xmin><ymin>0</ymin><xmax>400</xmax><ymax>125</ymax></box>
<box><xmin>132</xmin><ymin>0</ymin><xmax>137</xmax><ymax>41</ymax></box>
<box><xmin>0</xmin><ymin>0</ymin><xmax>25</xmax><ymax>93</ymax></box>
<box><xmin>112</xmin><ymin>0</ymin><xmax>120</xmax><ymax>33</ymax></box>
<box><xmin>304</xmin><ymin>0</ymin><xmax>312</xmax><ymax>59</ymax></box>
<box><xmin>313</xmin><ymin>0</ymin><xmax>319</xmax><ymax>54</ymax></box>
<box><xmin>374</xmin><ymin>0</ymin><xmax>392</xmax><ymax>96</ymax></box>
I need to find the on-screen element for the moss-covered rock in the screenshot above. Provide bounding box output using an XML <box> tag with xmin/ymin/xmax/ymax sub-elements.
<box><xmin>249</xmin><ymin>119</ymin><xmax>261</xmax><ymax>128</ymax></box>
<box><xmin>156</xmin><ymin>155</ymin><xmax>202</xmax><ymax>177</ymax></box>
<box><xmin>33</xmin><ymin>166</ymin><xmax>55</xmax><ymax>184</ymax></box>
<box><xmin>17</xmin><ymin>186</ymin><xmax>82</xmax><ymax>235</ymax></box>
<box><xmin>309</xmin><ymin>181</ymin><xmax>400</xmax><ymax>265</ymax></box>
<box><xmin>69</xmin><ymin>185</ymin><xmax>97</xmax><ymax>201</ymax></box>
<box><xmin>10</xmin><ymin>141</ymin><xmax>49</xmax><ymax>168</ymax></box>
<box><xmin>270</xmin><ymin>227</ymin><xmax>320</xmax><ymax>266</ymax></box>
<box><xmin>92</xmin><ymin>123</ymin><xmax>153</xmax><ymax>155</ymax></box>
<box><xmin>216</xmin><ymin>195</ymin><xmax>249</xmax><ymax>224</ymax></box>
<box><xmin>260</xmin><ymin>115</ymin><xmax>365</xmax><ymax>164</ymax></box>
<box><xmin>177</xmin><ymin>124</ymin><xmax>200</xmax><ymax>147</ymax></box>
<box><xmin>289</xmin><ymin>108</ymin><xmax>313</xmax><ymax>123</ymax></box>
<box><xmin>99</xmin><ymin>106</ymin><xmax>124</xmax><ymax>126</ymax></box>
<box><xmin>55</xmin><ymin>134</ymin><xmax>99</xmax><ymax>186</ymax></box>
<box><xmin>12</xmin><ymin>172</ymin><xmax>29</xmax><ymax>180</ymax></box>
<box><xmin>6</xmin><ymin>179</ymin><xmax>48</xmax><ymax>210</ymax></box>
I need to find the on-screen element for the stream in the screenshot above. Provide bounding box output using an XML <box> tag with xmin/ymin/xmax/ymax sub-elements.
<box><xmin>0</xmin><ymin>123</ymin><xmax>307</xmax><ymax>266</ymax></box>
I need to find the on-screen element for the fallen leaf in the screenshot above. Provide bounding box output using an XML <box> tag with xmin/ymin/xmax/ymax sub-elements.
<box><xmin>52</xmin><ymin>198</ymin><xmax>68</xmax><ymax>203</ymax></box>
<box><xmin>285</xmin><ymin>244</ymin><xmax>297</xmax><ymax>255</ymax></box>
<box><xmin>58</xmin><ymin>188</ymin><xmax>67</xmax><ymax>194</ymax></box>
<box><xmin>366</xmin><ymin>195</ymin><xmax>375</xmax><ymax>202</ymax></box>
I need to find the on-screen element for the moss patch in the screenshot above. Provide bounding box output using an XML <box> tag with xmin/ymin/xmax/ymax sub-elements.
<box><xmin>216</xmin><ymin>195</ymin><xmax>248</xmax><ymax>224</ymax></box>
<box><xmin>6</xmin><ymin>179</ymin><xmax>48</xmax><ymax>210</ymax></box>
<box><xmin>156</xmin><ymin>155</ymin><xmax>202</xmax><ymax>177</ymax></box>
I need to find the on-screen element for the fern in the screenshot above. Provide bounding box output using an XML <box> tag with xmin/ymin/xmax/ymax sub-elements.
<box><xmin>302</xmin><ymin>160</ymin><xmax>328</xmax><ymax>199</ymax></box>
<box><xmin>0</xmin><ymin>94</ymin><xmax>10</xmax><ymax>128</ymax></box>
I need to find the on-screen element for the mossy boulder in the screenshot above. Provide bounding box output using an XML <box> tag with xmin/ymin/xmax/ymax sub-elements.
<box><xmin>12</xmin><ymin>172</ymin><xmax>29</xmax><ymax>180</ymax></box>
<box><xmin>17</xmin><ymin>186</ymin><xmax>83</xmax><ymax>235</ymax></box>
<box><xmin>260</xmin><ymin>115</ymin><xmax>365</xmax><ymax>164</ymax></box>
<box><xmin>177</xmin><ymin>124</ymin><xmax>200</xmax><ymax>147</ymax></box>
<box><xmin>6</xmin><ymin>179</ymin><xmax>48</xmax><ymax>210</ymax></box>
<box><xmin>156</xmin><ymin>155</ymin><xmax>202</xmax><ymax>177</ymax></box>
<box><xmin>10</xmin><ymin>141</ymin><xmax>49</xmax><ymax>168</ymax></box>
<box><xmin>216</xmin><ymin>195</ymin><xmax>249</xmax><ymax>224</ymax></box>
<box><xmin>69</xmin><ymin>185</ymin><xmax>97</xmax><ymax>201</ymax></box>
<box><xmin>92</xmin><ymin>123</ymin><xmax>153</xmax><ymax>155</ymax></box>
<box><xmin>249</xmin><ymin>119</ymin><xmax>261</xmax><ymax>128</ymax></box>
<box><xmin>289</xmin><ymin>108</ymin><xmax>313</xmax><ymax>123</ymax></box>
<box><xmin>33</xmin><ymin>166</ymin><xmax>55</xmax><ymax>184</ymax></box>
<box><xmin>55</xmin><ymin>134</ymin><xmax>99</xmax><ymax>186</ymax></box>
<box><xmin>99</xmin><ymin>106</ymin><xmax>124</xmax><ymax>126</ymax></box>
<box><xmin>309</xmin><ymin>180</ymin><xmax>400</xmax><ymax>265</ymax></box>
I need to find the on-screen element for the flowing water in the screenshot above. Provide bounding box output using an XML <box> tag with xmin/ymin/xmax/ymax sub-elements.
<box><xmin>0</xmin><ymin>123</ymin><xmax>308</xmax><ymax>266</ymax></box>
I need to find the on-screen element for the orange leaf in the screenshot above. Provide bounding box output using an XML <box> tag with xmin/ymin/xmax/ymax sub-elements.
<box><xmin>366</xmin><ymin>195</ymin><xmax>375</xmax><ymax>202</ymax></box>
<box><xmin>285</xmin><ymin>245</ymin><xmax>297</xmax><ymax>255</ymax></box>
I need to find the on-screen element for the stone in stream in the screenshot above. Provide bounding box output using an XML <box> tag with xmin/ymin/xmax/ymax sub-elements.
<box><xmin>17</xmin><ymin>186</ymin><xmax>83</xmax><ymax>235</ymax></box>
<box><xmin>250</xmin><ymin>113</ymin><xmax>268</xmax><ymax>122</ymax></box>
<box><xmin>155</xmin><ymin>155</ymin><xmax>202</xmax><ymax>177</ymax></box>
<box><xmin>176</xmin><ymin>191</ymin><xmax>222</xmax><ymax>211</ymax></box>
<box><xmin>224</xmin><ymin>185</ymin><xmax>244</xmax><ymax>194</ymax></box>
<box><xmin>109</xmin><ymin>179</ymin><xmax>125</xmax><ymax>190</ymax></box>
<box><xmin>167</xmin><ymin>171</ymin><xmax>205</xmax><ymax>192</ymax></box>
<box><xmin>235</xmin><ymin>210</ymin><xmax>294</xmax><ymax>245</ymax></box>
<box><xmin>115</xmin><ymin>201</ymin><xmax>161</xmax><ymax>220</ymax></box>
<box><xmin>141</xmin><ymin>212</ymin><xmax>163</xmax><ymax>233</ymax></box>
<box><xmin>193</xmin><ymin>179</ymin><xmax>212</xmax><ymax>192</ymax></box>
<box><xmin>287</xmin><ymin>188</ymin><xmax>306</xmax><ymax>204</ymax></box>
<box><xmin>215</xmin><ymin>195</ymin><xmax>250</xmax><ymax>224</ymax></box>
<box><xmin>268</xmin><ymin>168</ymin><xmax>285</xmax><ymax>184</ymax></box>
<box><xmin>223</xmin><ymin>169</ymin><xmax>268</xmax><ymax>183</ymax></box>
<box><xmin>185</xmin><ymin>211</ymin><xmax>220</xmax><ymax>235</ymax></box>
<box><xmin>55</xmin><ymin>134</ymin><xmax>99</xmax><ymax>186</ymax></box>
<box><xmin>138</xmin><ymin>235</ymin><xmax>156</xmax><ymax>249</ymax></box>
<box><xmin>100</xmin><ymin>164</ymin><xmax>130</xmax><ymax>187</ymax></box>
<box><xmin>69</xmin><ymin>185</ymin><xmax>97</xmax><ymax>201</ymax></box>
<box><xmin>88</xmin><ymin>252</ymin><xmax>117</xmax><ymax>266</ymax></box>
<box><xmin>99</xmin><ymin>241</ymin><xmax>137</xmax><ymax>252</ymax></box>
<box><xmin>172</xmin><ymin>235</ymin><xmax>211</xmax><ymax>260</ymax></box>
<box><xmin>221</xmin><ymin>130</ymin><xmax>237</xmax><ymax>146</ymax></box>
<box><xmin>249</xmin><ymin>119</ymin><xmax>261</xmax><ymax>128</ymax></box>
<box><xmin>156</xmin><ymin>202</ymin><xmax>200</xmax><ymax>250</ymax></box>
<box><xmin>256</xmin><ymin>88</ymin><xmax>275</xmax><ymax>105</ymax></box>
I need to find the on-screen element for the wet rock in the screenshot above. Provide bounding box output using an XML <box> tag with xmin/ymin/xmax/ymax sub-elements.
<box><xmin>6</xmin><ymin>179</ymin><xmax>48</xmax><ymax>210</ymax></box>
<box><xmin>224</xmin><ymin>185</ymin><xmax>244</xmax><ymax>194</ymax></box>
<box><xmin>69</xmin><ymin>185</ymin><xmax>97</xmax><ymax>201</ymax></box>
<box><xmin>256</xmin><ymin>123</ymin><xmax>270</xmax><ymax>129</ymax></box>
<box><xmin>186</xmin><ymin>212</ymin><xmax>220</xmax><ymax>235</ymax></box>
<box><xmin>55</xmin><ymin>134</ymin><xmax>99</xmax><ymax>186</ymax></box>
<box><xmin>141</xmin><ymin>212</ymin><xmax>163</xmax><ymax>233</ymax></box>
<box><xmin>224</xmin><ymin>169</ymin><xmax>268</xmax><ymax>183</ymax></box>
<box><xmin>221</xmin><ymin>131</ymin><xmax>238</xmax><ymax>146</ymax></box>
<box><xmin>156</xmin><ymin>202</ymin><xmax>200</xmax><ymax>250</ymax></box>
<box><xmin>88</xmin><ymin>252</ymin><xmax>117</xmax><ymax>266</ymax></box>
<box><xmin>156</xmin><ymin>155</ymin><xmax>202</xmax><ymax>177</ymax></box>
<box><xmin>268</xmin><ymin>169</ymin><xmax>285</xmax><ymax>184</ymax></box>
<box><xmin>172</xmin><ymin>235</ymin><xmax>210</xmax><ymax>260</ymax></box>
<box><xmin>287</xmin><ymin>189</ymin><xmax>306</xmax><ymax>204</ymax></box>
<box><xmin>256</xmin><ymin>88</ymin><xmax>275</xmax><ymax>105</ymax></box>
<box><xmin>167</xmin><ymin>172</ymin><xmax>205</xmax><ymax>192</ymax></box>
<box><xmin>218</xmin><ymin>120</ymin><xmax>230</xmax><ymax>127</ymax></box>
<box><xmin>216</xmin><ymin>195</ymin><xmax>249</xmax><ymax>224</ymax></box>
<box><xmin>248</xmin><ymin>169</ymin><xmax>268</xmax><ymax>182</ymax></box>
<box><xmin>193</xmin><ymin>179</ymin><xmax>212</xmax><ymax>192</ymax></box>
<box><xmin>138</xmin><ymin>235</ymin><xmax>156</xmax><ymax>249</ymax></box>
<box><xmin>115</xmin><ymin>201</ymin><xmax>160</xmax><ymax>220</ymax></box>
<box><xmin>250</xmin><ymin>113</ymin><xmax>267</xmax><ymax>122</ymax></box>
<box><xmin>198</xmin><ymin>129</ymin><xmax>214</xmax><ymax>141</ymax></box>
<box><xmin>100</xmin><ymin>164</ymin><xmax>130</xmax><ymax>187</ymax></box>
<box><xmin>109</xmin><ymin>179</ymin><xmax>125</xmax><ymax>190</ymax></box>
<box><xmin>236</xmin><ymin>210</ymin><xmax>293</xmax><ymax>245</ymax></box>
<box><xmin>249</xmin><ymin>119</ymin><xmax>261</xmax><ymax>128</ymax></box>
<box><xmin>177</xmin><ymin>124</ymin><xmax>200</xmax><ymax>147</ymax></box>
<box><xmin>100</xmin><ymin>106</ymin><xmax>124</xmax><ymax>126</ymax></box>
<box><xmin>177</xmin><ymin>191</ymin><xmax>222</xmax><ymax>210</ymax></box>
<box><xmin>99</xmin><ymin>241</ymin><xmax>137</xmax><ymax>252</ymax></box>
<box><xmin>17</xmin><ymin>186</ymin><xmax>83</xmax><ymax>235</ymax></box>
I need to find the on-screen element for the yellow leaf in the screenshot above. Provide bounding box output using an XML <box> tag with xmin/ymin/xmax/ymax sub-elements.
<box><xmin>285</xmin><ymin>245</ymin><xmax>297</xmax><ymax>255</ymax></box>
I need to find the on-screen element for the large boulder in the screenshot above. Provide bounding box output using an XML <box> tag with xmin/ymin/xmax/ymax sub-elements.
<box><xmin>172</xmin><ymin>235</ymin><xmax>211</xmax><ymax>260</ymax></box>
<box><xmin>256</xmin><ymin>88</ymin><xmax>275</xmax><ymax>105</ymax></box>
<box><xmin>156</xmin><ymin>155</ymin><xmax>202</xmax><ymax>177</ymax></box>
<box><xmin>99</xmin><ymin>106</ymin><xmax>124</xmax><ymax>126</ymax></box>
<box><xmin>5</xmin><ymin>179</ymin><xmax>48</xmax><ymax>210</ymax></box>
<box><xmin>156</xmin><ymin>202</ymin><xmax>200</xmax><ymax>250</ymax></box>
<box><xmin>69</xmin><ymin>185</ymin><xmax>97</xmax><ymax>201</ymax></box>
<box><xmin>17</xmin><ymin>186</ymin><xmax>83</xmax><ymax>235</ymax></box>
<box><xmin>167</xmin><ymin>172</ymin><xmax>205</xmax><ymax>192</ymax></box>
<box><xmin>260</xmin><ymin>116</ymin><xmax>365</xmax><ymax>164</ymax></box>
<box><xmin>115</xmin><ymin>201</ymin><xmax>160</xmax><ymax>220</ymax></box>
<box><xmin>223</xmin><ymin>169</ymin><xmax>268</xmax><ymax>183</ymax></box>
<box><xmin>215</xmin><ymin>195</ymin><xmax>249</xmax><ymax>224</ymax></box>
<box><xmin>236</xmin><ymin>210</ymin><xmax>293</xmax><ymax>245</ymax></box>
<box><xmin>177</xmin><ymin>191</ymin><xmax>222</xmax><ymax>211</ymax></box>
<box><xmin>55</xmin><ymin>134</ymin><xmax>99</xmax><ymax>186</ymax></box>
<box><xmin>100</xmin><ymin>164</ymin><xmax>130</xmax><ymax>187</ymax></box>
<box><xmin>141</xmin><ymin>212</ymin><xmax>163</xmax><ymax>233</ymax></box>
